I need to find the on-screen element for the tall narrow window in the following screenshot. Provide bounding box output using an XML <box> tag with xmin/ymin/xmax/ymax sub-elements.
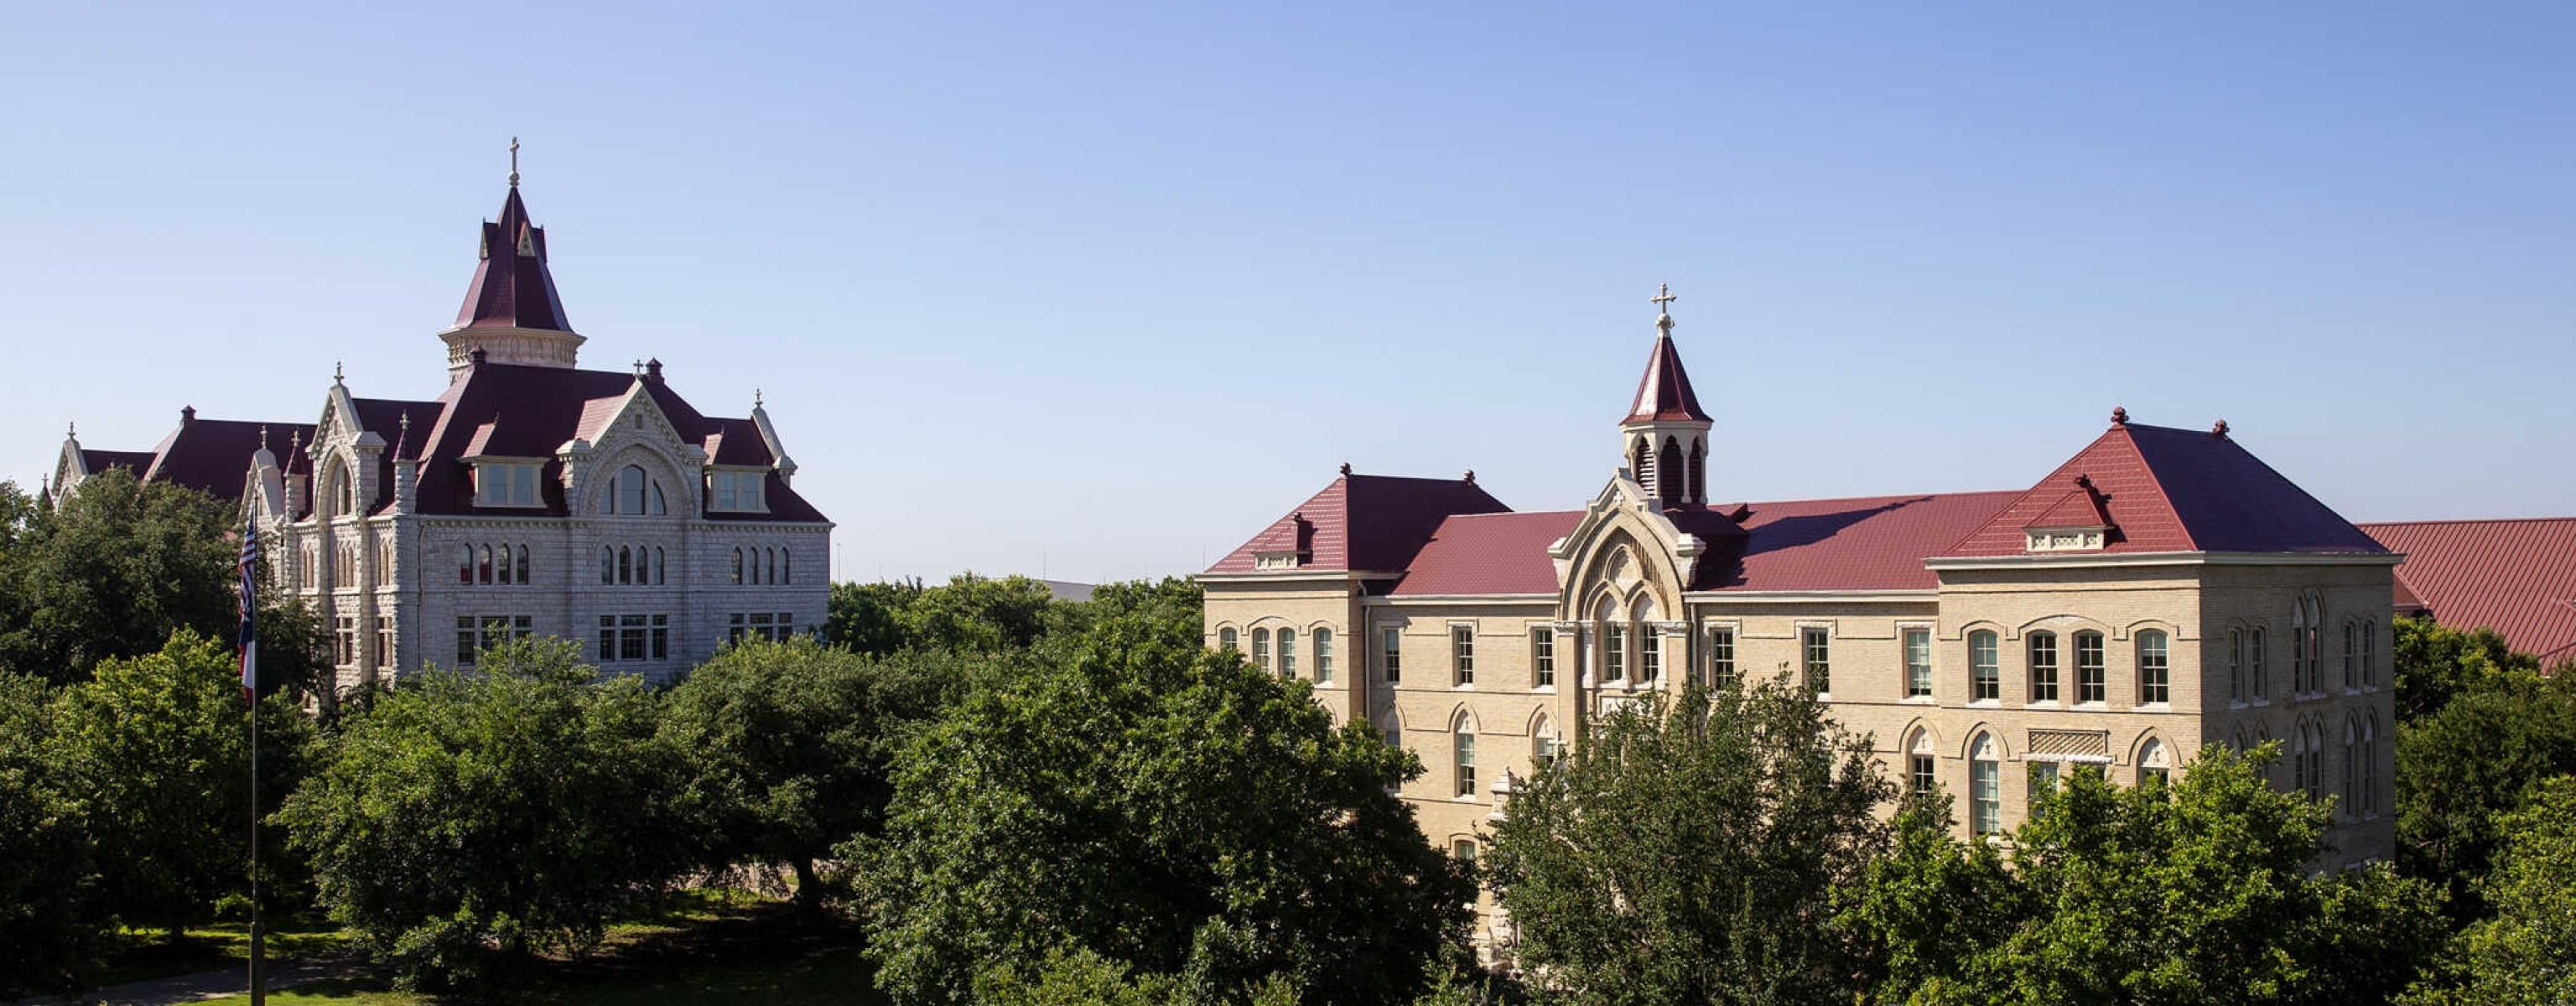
<box><xmin>2028</xmin><ymin>760</ymin><xmax>2060</xmax><ymax>802</ymax></box>
<box><xmin>2343</xmin><ymin>621</ymin><xmax>2358</xmax><ymax>689</ymax></box>
<box><xmin>2139</xmin><ymin>739</ymin><xmax>2171</xmax><ymax>787</ymax></box>
<box><xmin>2137</xmin><ymin>630</ymin><xmax>2169</xmax><ymax>704</ymax></box>
<box><xmin>767</xmin><ymin>548</ymin><xmax>779</xmax><ymax>585</ymax></box>
<box><xmin>2075</xmin><ymin>631</ymin><xmax>2106</xmax><ymax>704</ymax></box>
<box><xmin>1904</xmin><ymin>628</ymin><xmax>1932</xmax><ymax>698</ymax></box>
<box><xmin>617</xmin><ymin>547</ymin><xmax>633</xmax><ymax>585</ymax></box>
<box><xmin>1707</xmin><ymin>626</ymin><xmax>1736</xmax><ymax>689</ymax></box>
<box><xmin>2306</xmin><ymin>599</ymin><xmax>2324</xmax><ymax>694</ymax></box>
<box><xmin>2228</xmin><ymin>628</ymin><xmax>2245</xmax><ymax>703</ymax></box>
<box><xmin>1251</xmin><ymin>628</ymin><xmax>1270</xmax><ymax>672</ymax></box>
<box><xmin>1908</xmin><ymin>731</ymin><xmax>1937</xmax><ymax>796</ymax></box>
<box><xmin>1279</xmin><ymin>628</ymin><xmax>1297</xmax><ymax>678</ymax></box>
<box><xmin>1801</xmin><ymin>627</ymin><xmax>1831</xmax><ymax>696</ymax></box>
<box><xmin>2360</xmin><ymin>717</ymin><xmax>2380</xmax><ymax>815</ymax></box>
<box><xmin>1382</xmin><ymin>626</ymin><xmax>1402</xmax><ymax>684</ymax></box>
<box><xmin>2342</xmin><ymin>718</ymin><xmax>2360</xmax><ymax>817</ymax></box>
<box><xmin>615</xmin><ymin>465</ymin><xmax>649</xmax><ymax>515</ymax></box>
<box><xmin>1314</xmin><ymin>628</ymin><xmax>1333</xmax><ymax>684</ymax></box>
<box><xmin>496</xmin><ymin>543</ymin><xmax>513</xmax><ymax>585</ymax></box>
<box><xmin>1532</xmin><ymin>627</ymin><xmax>1555</xmax><ymax>688</ymax></box>
<box><xmin>2250</xmin><ymin>628</ymin><xmax>2268</xmax><ymax>700</ymax></box>
<box><xmin>2028</xmin><ymin>631</ymin><xmax>2059</xmax><ymax>703</ymax></box>
<box><xmin>1218</xmin><ymin>627</ymin><xmax>1237</xmax><ymax>651</ymax></box>
<box><xmin>1971</xmin><ymin>630</ymin><xmax>1999</xmax><ymax>702</ymax></box>
<box><xmin>2362</xmin><ymin>620</ymin><xmax>2377</xmax><ymax>687</ymax></box>
<box><xmin>652</xmin><ymin>547</ymin><xmax>666</xmax><ymax>585</ymax></box>
<box><xmin>516</xmin><ymin>545</ymin><xmax>531</xmax><ymax>584</ymax></box>
<box><xmin>460</xmin><ymin>545</ymin><xmax>474</xmax><ymax>584</ymax></box>
<box><xmin>1533</xmin><ymin>716</ymin><xmax>1563</xmax><ymax>766</ymax></box>
<box><xmin>731</xmin><ymin>547</ymin><xmax>744</xmax><ymax>585</ymax></box>
<box><xmin>1454</xmin><ymin>727</ymin><xmax>1477</xmax><ymax>797</ymax></box>
<box><xmin>1452</xmin><ymin>625</ymin><xmax>1475</xmax><ymax>687</ymax></box>
<box><xmin>1602</xmin><ymin>624</ymin><xmax>1625</xmax><ymax>682</ymax></box>
<box><xmin>1970</xmin><ymin>734</ymin><xmax>2000</xmax><ymax>837</ymax></box>
<box><xmin>600</xmin><ymin>547</ymin><xmax>615</xmax><ymax>584</ymax></box>
<box><xmin>480</xmin><ymin>544</ymin><xmax>495</xmax><ymax>584</ymax></box>
<box><xmin>1638</xmin><ymin>628</ymin><xmax>1660</xmax><ymax>683</ymax></box>
<box><xmin>782</xmin><ymin>550</ymin><xmax>792</xmax><ymax>584</ymax></box>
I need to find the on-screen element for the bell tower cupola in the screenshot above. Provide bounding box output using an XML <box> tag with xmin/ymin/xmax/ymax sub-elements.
<box><xmin>1619</xmin><ymin>283</ymin><xmax>1713</xmax><ymax>508</ymax></box>
<box><xmin>438</xmin><ymin>138</ymin><xmax>584</xmax><ymax>377</ymax></box>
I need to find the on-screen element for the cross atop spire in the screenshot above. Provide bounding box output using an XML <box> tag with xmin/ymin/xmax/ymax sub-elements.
<box><xmin>509</xmin><ymin>137</ymin><xmax>521</xmax><ymax>188</ymax></box>
<box><xmin>1651</xmin><ymin>283</ymin><xmax>1678</xmax><ymax>334</ymax></box>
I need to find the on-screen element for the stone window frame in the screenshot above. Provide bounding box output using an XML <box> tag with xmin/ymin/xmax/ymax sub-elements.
<box><xmin>1899</xmin><ymin>622</ymin><xmax>1936</xmax><ymax>702</ymax></box>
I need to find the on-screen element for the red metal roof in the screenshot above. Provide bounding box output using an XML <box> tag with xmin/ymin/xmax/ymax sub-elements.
<box><xmin>1945</xmin><ymin>421</ymin><xmax>2383</xmax><ymax>557</ymax></box>
<box><xmin>454</xmin><ymin>185</ymin><xmax>573</xmax><ymax>332</ymax></box>
<box><xmin>1208</xmin><ymin>473</ymin><xmax>1510</xmax><ymax>575</ymax></box>
<box><xmin>78</xmin><ymin>449</ymin><xmax>158</xmax><ymax>476</ymax></box>
<box><xmin>2361</xmin><ymin>518</ymin><xmax>2576</xmax><ymax>663</ymax></box>
<box><xmin>137</xmin><ymin>417</ymin><xmax>314</xmax><ymax>502</ymax></box>
<box><xmin>1623</xmin><ymin>332</ymin><xmax>1711</xmax><ymax>424</ymax></box>
<box><xmin>1390</xmin><ymin>511</ymin><xmax>1584</xmax><ymax>595</ymax></box>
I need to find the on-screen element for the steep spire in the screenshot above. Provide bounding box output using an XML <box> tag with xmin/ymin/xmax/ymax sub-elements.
<box><xmin>1624</xmin><ymin>284</ymin><xmax>1711</xmax><ymax>423</ymax></box>
<box><xmin>440</xmin><ymin>141</ymin><xmax>585</xmax><ymax>376</ymax></box>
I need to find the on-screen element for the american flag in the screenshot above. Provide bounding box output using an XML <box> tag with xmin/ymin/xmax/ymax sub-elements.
<box><xmin>236</xmin><ymin>522</ymin><xmax>259</xmax><ymax>703</ymax></box>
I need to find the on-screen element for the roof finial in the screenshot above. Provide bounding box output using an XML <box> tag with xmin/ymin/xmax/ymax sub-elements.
<box><xmin>754</xmin><ymin>387</ymin><xmax>764</xmax><ymax>408</ymax></box>
<box><xmin>334</xmin><ymin>360</ymin><xmax>345</xmax><ymax>384</ymax></box>
<box><xmin>1650</xmin><ymin>283</ymin><xmax>1677</xmax><ymax>334</ymax></box>
<box><xmin>259</xmin><ymin>425</ymin><xmax>269</xmax><ymax>450</ymax></box>
<box><xmin>65</xmin><ymin>421</ymin><xmax>75</xmax><ymax>439</ymax></box>
<box><xmin>509</xmin><ymin>137</ymin><xmax>521</xmax><ymax>188</ymax></box>
<box><xmin>397</xmin><ymin>412</ymin><xmax>413</xmax><ymax>460</ymax></box>
<box><xmin>2110</xmin><ymin>405</ymin><xmax>2129</xmax><ymax>426</ymax></box>
<box><xmin>2211</xmin><ymin>417</ymin><xmax>2230</xmax><ymax>438</ymax></box>
<box><xmin>1339</xmin><ymin>461</ymin><xmax>1352</xmax><ymax>476</ymax></box>
<box><xmin>1463</xmin><ymin>469</ymin><xmax>1477</xmax><ymax>485</ymax></box>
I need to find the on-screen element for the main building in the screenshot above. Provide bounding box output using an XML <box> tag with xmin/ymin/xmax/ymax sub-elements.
<box><xmin>50</xmin><ymin>158</ymin><xmax>831</xmax><ymax>690</ymax></box>
<box><xmin>1202</xmin><ymin>290</ymin><xmax>2397</xmax><ymax>952</ymax></box>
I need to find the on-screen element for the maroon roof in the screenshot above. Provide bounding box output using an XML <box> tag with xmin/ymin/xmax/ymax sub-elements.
<box><xmin>454</xmin><ymin>186</ymin><xmax>572</xmax><ymax>332</ymax></box>
<box><xmin>138</xmin><ymin>417</ymin><xmax>314</xmax><ymax>502</ymax></box>
<box><xmin>399</xmin><ymin>361</ymin><xmax>828</xmax><ymax>522</ymax></box>
<box><xmin>78</xmin><ymin>449</ymin><xmax>158</xmax><ymax>476</ymax></box>
<box><xmin>1383</xmin><ymin>490</ymin><xmax>2024</xmax><ymax>597</ymax></box>
<box><xmin>2361</xmin><ymin>518</ymin><xmax>2576</xmax><ymax>663</ymax></box>
<box><xmin>1208</xmin><ymin>473</ymin><xmax>1510</xmax><ymax>574</ymax></box>
<box><xmin>1623</xmin><ymin>332</ymin><xmax>1711</xmax><ymax>423</ymax></box>
<box><xmin>1945</xmin><ymin>422</ymin><xmax>2384</xmax><ymax>557</ymax></box>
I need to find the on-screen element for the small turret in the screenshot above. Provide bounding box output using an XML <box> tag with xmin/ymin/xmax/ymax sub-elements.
<box><xmin>1618</xmin><ymin>283</ymin><xmax>1714</xmax><ymax>507</ymax></box>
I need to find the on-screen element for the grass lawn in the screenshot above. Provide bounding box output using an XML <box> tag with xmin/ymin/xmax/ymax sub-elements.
<box><xmin>87</xmin><ymin>915</ymin><xmax>356</xmax><ymax>988</ymax></box>
<box><xmin>191</xmin><ymin>891</ymin><xmax>881</xmax><ymax>1006</ymax></box>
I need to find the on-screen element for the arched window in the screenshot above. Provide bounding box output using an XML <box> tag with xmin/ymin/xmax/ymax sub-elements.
<box><xmin>2362</xmin><ymin>620</ymin><xmax>2377</xmax><ymax>687</ymax></box>
<box><xmin>495</xmin><ymin>543</ymin><xmax>513</xmax><ymax>585</ymax></box>
<box><xmin>1279</xmin><ymin>628</ymin><xmax>1298</xmax><ymax>678</ymax></box>
<box><xmin>1454</xmin><ymin>715</ymin><xmax>1478</xmax><ymax>798</ymax></box>
<box><xmin>1969</xmin><ymin>734</ymin><xmax>2001</xmax><ymax>836</ymax></box>
<box><xmin>652</xmin><ymin>547</ymin><xmax>666</xmax><ymax>585</ymax></box>
<box><xmin>1688</xmin><ymin>438</ymin><xmax>1706</xmax><ymax>503</ymax></box>
<box><xmin>1970</xmin><ymin>630</ymin><xmax>1999</xmax><ymax>701</ymax></box>
<box><xmin>2228</xmin><ymin>627</ymin><xmax>2245</xmax><ymax>703</ymax></box>
<box><xmin>1630</xmin><ymin>438</ymin><xmax>1649</xmax><ymax>485</ymax></box>
<box><xmin>649</xmin><ymin>479</ymin><xmax>667</xmax><ymax>516</ymax></box>
<box><xmin>479</xmin><ymin>544</ymin><xmax>494</xmax><ymax>584</ymax></box>
<box><xmin>2249</xmin><ymin>626</ymin><xmax>2269</xmax><ymax>700</ymax></box>
<box><xmin>1314</xmin><ymin>628</ymin><xmax>1334</xmax><ymax>684</ymax></box>
<box><xmin>459</xmin><ymin>544</ymin><xmax>474</xmax><ymax>584</ymax></box>
<box><xmin>782</xmin><ymin>550</ymin><xmax>792</xmax><ymax>585</ymax></box>
<box><xmin>321</xmin><ymin>461</ymin><xmax>351</xmax><ymax>518</ymax></box>
<box><xmin>2074</xmin><ymin>630</ymin><xmax>2106</xmax><ymax>703</ymax></box>
<box><xmin>1533</xmin><ymin>713</ymin><xmax>1561</xmax><ymax>766</ymax></box>
<box><xmin>2343</xmin><ymin>620</ymin><xmax>2359</xmax><ymax>689</ymax></box>
<box><xmin>2291</xmin><ymin>603</ymin><xmax>2309</xmax><ymax>692</ymax></box>
<box><xmin>516</xmin><ymin>545</ymin><xmax>530</xmax><ymax>584</ymax></box>
<box><xmin>2341</xmin><ymin>718</ymin><xmax>2360</xmax><ymax>817</ymax></box>
<box><xmin>2361</xmin><ymin>715</ymin><xmax>2381</xmax><ymax>816</ymax></box>
<box><xmin>1656</xmin><ymin>437</ymin><xmax>1683</xmax><ymax>500</ymax></box>
<box><xmin>1907</xmin><ymin>729</ymin><xmax>1937</xmax><ymax>796</ymax></box>
<box><xmin>2138</xmin><ymin>738</ymin><xmax>2170</xmax><ymax>787</ymax></box>
<box><xmin>731</xmin><ymin>547</ymin><xmax>744</xmax><ymax>585</ymax></box>
<box><xmin>619</xmin><ymin>465</ymin><xmax>649</xmax><ymax>515</ymax></box>
<box><xmin>767</xmin><ymin>547</ymin><xmax>779</xmax><ymax>585</ymax></box>
<box><xmin>1251</xmin><ymin>628</ymin><xmax>1270</xmax><ymax>672</ymax></box>
<box><xmin>2137</xmin><ymin>630</ymin><xmax>2169</xmax><ymax>704</ymax></box>
<box><xmin>1218</xmin><ymin>627</ymin><xmax>1238</xmax><ymax>651</ymax></box>
<box><xmin>1596</xmin><ymin>596</ymin><xmax>1625</xmax><ymax>682</ymax></box>
<box><xmin>600</xmin><ymin>547</ymin><xmax>615</xmax><ymax>584</ymax></box>
<box><xmin>2295</xmin><ymin>719</ymin><xmax>2324</xmax><ymax>800</ymax></box>
<box><xmin>617</xmin><ymin>546</ymin><xmax>633</xmax><ymax>585</ymax></box>
<box><xmin>2028</xmin><ymin>630</ymin><xmax>2059</xmax><ymax>703</ymax></box>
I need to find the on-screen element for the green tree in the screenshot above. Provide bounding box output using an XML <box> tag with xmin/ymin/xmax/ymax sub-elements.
<box><xmin>660</xmin><ymin>638</ymin><xmax>960</xmax><ymax>907</ymax></box>
<box><xmin>278</xmin><ymin>639</ymin><xmax>695</xmax><ymax>991</ymax></box>
<box><xmin>253</xmin><ymin>590</ymin><xmax>335</xmax><ymax>708</ymax></box>
<box><xmin>0</xmin><ymin>672</ymin><xmax>106</xmax><ymax>996</ymax></box>
<box><xmin>1835</xmin><ymin>791</ymin><xmax>2024</xmax><ymax>1003</ymax></box>
<box><xmin>2396</xmin><ymin>677</ymin><xmax>2576</xmax><ymax>917</ymax></box>
<box><xmin>895</xmin><ymin>573</ymin><xmax>1060</xmax><ymax>652</ymax></box>
<box><xmin>52</xmin><ymin>630</ymin><xmax>310</xmax><ymax>941</ymax></box>
<box><xmin>2393</xmin><ymin>616</ymin><xmax>2543</xmax><ymax>724</ymax></box>
<box><xmin>828</xmin><ymin>578</ymin><xmax>923</xmax><ymax>655</ymax></box>
<box><xmin>1483</xmin><ymin>678</ymin><xmax>1895</xmax><ymax>1006</ymax></box>
<box><xmin>0</xmin><ymin>470</ymin><xmax>238</xmax><ymax>684</ymax></box>
<box><xmin>1941</xmin><ymin>745</ymin><xmax>2444</xmax><ymax>1006</ymax></box>
<box><xmin>2420</xmin><ymin>775</ymin><xmax>2576</xmax><ymax>1005</ymax></box>
<box><xmin>846</xmin><ymin>613</ymin><xmax>1470</xmax><ymax>1005</ymax></box>
<box><xmin>1044</xmin><ymin>577</ymin><xmax>1203</xmax><ymax>640</ymax></box>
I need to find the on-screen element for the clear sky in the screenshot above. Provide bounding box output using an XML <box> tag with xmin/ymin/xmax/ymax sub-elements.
<box><xmin>3</xmin><ymin>3</ymin><xmax>2570</xmax><ymax>583</ymax></box>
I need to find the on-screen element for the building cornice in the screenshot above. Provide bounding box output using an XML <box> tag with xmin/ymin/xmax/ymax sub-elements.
<box><xmin>1681</xmin><ymin>589</ymin><xmax>1940</xmax><ymax>604</ymax></box>
<box><xmin>1366</xmin><ymin>594</ymin><xmax>1557</xmax><ymax>606</ymax></box>
<box><xmin>1195</xmin><ymin>570</ymin><xmax>1401</xmax><ymax>585</ymax></box>
<box><xmin>1924</xmin><ymin>550</ymin><xmax>2402</xmax><ymax>572</ymax></box>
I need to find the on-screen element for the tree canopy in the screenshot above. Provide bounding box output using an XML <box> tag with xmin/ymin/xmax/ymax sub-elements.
<box><xmin>0</xmin><ymin>471</ymin><xmax>239</xmax><ymax>684</ymax></box>
<box><xmin>846</xmin><ymin>612</ymin><xmax>1467</xmax><ymax>1005</ymax></box>
<box><xmin>0</xmin><ymin>672</ymin><xmax>102</xmax><ymax>997</ymax></box>
<box><xmin>2415</xmin><ymin>775</ymin><xmax>2576</xmax><ymax>1005</ymax></box>
<box><xmin>1483</xmin><ymin>678</ymin><xmax>1894</xmax><ymax>1005</ymax></box>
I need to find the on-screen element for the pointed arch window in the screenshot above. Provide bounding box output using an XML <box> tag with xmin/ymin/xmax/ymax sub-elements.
<box><xmin>460</xmin><ymin>545</ymin><xmax>475</xmax><ymax>584</ymax></box>
<box><xmin>1453</xmin><ymin>716</ymin><xmax>1478</xmax><ymax>798</ymax></box>
<box><xmin>2139</xmin><ymin>738</ymin><xmax>2171</xmax><ymax>787</ymax></box>
<box><xmin>1533</xmin><ymin>713</ymin><xmax>1561</xmax><ymax>766</ymax></box>
<box><xmin>2360</xmin><ymin>715</ymin><xmax>2381</xmax><ymax>816</ymax></box>
<box><xmin>1655</xmin><ymin>437</ymin><xmax>1683</xmax><ymax>501</ymax></box>
<box><xmin>2361</xmin><ymin>620</ymin><xmax>2377</xmax><ymax>688</ymax></box>
<box><xmin>600</xmin><ymin>547</ymin><xmax>615</xmax><ymax>584</ymax></box>
<box><xmin>1633</xmin><ymin>598</ymin><xmax>1659</xmax><ymax>683</ymax></box>
<box><xmin>1597</xmin><ymin>598</ymin><xmax>1625</xmax><ymax>684</ymax></box>
<box><xmin>1969</xmin><ymin>734</ymin><xmax>2001</xmax><ymax>836</ymax></box>
<box><xmin>479</xmin><ymin>544</ymin><xmax>495</xmax><ymax>584</ymax></box>
<box><xmin>1630</xmin><ymin>438</ymin><xmax>1649</xmax><ymax>486</ymax></box>
<box><xmin>1688</xmin><ymin>438</ymin><xmax>1706</xmax><ymax>504</ymax></box>
<box><xmin>495</xmin><ymin>543</ymin><xmax>512</xmax><ymax>585</ymax></box>
<box><xmin>2341</xmin><ymin>717</ymin><xmax>2360</xmax><ymax>817</ymax></box>
<box><xmin>731</xmin><ymin>547</ymin><xmax>744</xmax><ymax>585</ymax></box>
<box><xmin>517</xmin><ymin>545</ymin><xmax>531</xmax><ymax>584</ymax></box>
<box><xmin>1908</xmin><ymin>730</ymin><xmax>1937</xmax><ymax>796</ymax></box>
<box><xmin>2228</xmin><ymin>628</ymin><xmax>2245</xmax><ymax>703</ymax></box>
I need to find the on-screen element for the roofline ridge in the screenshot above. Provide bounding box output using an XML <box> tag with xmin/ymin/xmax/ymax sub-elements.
<box><xmin>2107</xmin><ymin>423</ymin><xmax>2201</xmax><ymax>552</ymax></box>
<box><xmin>1736</xmin><ymin>487</ymin><xmax>2023</xmax><ymax>509</ymax></box>
<box><xmin>2360</xmin><ymin>516</ymin><xmax>2576</xmax><ymax>527</ymax></box>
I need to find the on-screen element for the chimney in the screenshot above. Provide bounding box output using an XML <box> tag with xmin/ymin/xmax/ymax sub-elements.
<box><xmin>180</xmin><ymin>405</ymin><xmax>196</xmax><ymax>426</ymax></box>
<box><xmin>645</xmin><ymin>358</ymin><xmax>663</xmax><ymax>383</ymax></box>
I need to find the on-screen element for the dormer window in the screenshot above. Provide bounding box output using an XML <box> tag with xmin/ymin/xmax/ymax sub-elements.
<box><xmin>1253</xmin><ymin>552</ymin><xmax>1302</xmax><ymax>570</ymax></box>
<box><xmin>2025</xmin><ymin>527</ymin><xmax>2106</xmax><ymax>552</ymax></box>
<box><xmin>600</xmin><ymin>464</ymin><xmax>669</xmax><ymax>516</ymax></box>
<box><xmin>475</xmin><ymin>462</ymin><xmax>543</xmax><ymax>507</ymax></box>
<box><xmin>710</xmin><ymin>470</ymin><xmax>766</xmax><ymax>513</ymax></box>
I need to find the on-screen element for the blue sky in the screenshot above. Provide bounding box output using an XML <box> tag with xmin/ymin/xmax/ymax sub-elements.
<box><xmin>3</xmin><ymin>3</ymin><xmax>2569</xmax><ymax>583</ymax></box>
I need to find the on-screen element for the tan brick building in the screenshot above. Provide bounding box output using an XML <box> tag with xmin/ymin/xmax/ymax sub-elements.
<box><xmin>1201</xmin><ymin>291</ymin><xmax>2397</xmax><ymax>950</ymax></box>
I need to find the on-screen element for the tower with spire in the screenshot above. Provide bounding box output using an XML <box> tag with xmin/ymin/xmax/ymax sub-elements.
<box><xmin>1620</xmin><ymin>283</ymin><xmax>1712</xmax><ymax>507</ymax></box>
<box><xmin>439</xmin><ymin>138</ymin><xmax>584</xmax><ymax>377</ymax></box>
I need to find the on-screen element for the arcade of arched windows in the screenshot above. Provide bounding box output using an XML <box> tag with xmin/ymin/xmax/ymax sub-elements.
<box><xmin>460</xmin><ymin>543</ymin><xmax>534</xmax><ymax>585</ymax></box>
<box><xmin>729</xmin><ymin>544</ymin><xmax>794</xmax><ymax>586</ymax></box>
<box><xmin>599</xmin><ymin>544</ymin><xmax>669</xmax><ymax>586</ymax></box>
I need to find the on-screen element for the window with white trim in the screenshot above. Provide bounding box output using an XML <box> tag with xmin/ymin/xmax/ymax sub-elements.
<box><xmin>2249</xmin><ymin>627</ymin><xmax>2268</xmax><ymax>700</ymax></box>
<box><xmin>1531</xmin><ymin>627</ymin><xmax>1555</xmax><ymax>688</ymax></box>
<box><xmin>1381</xmin><ymin>626</ymin><xmax>1401</xmax><ymax>684</ymax></box>
<box><xmin>2137</xmin><ymin>630</ymin><xmax>2169</xmax><ymax>705</ymax></box>
<box><xmin>1453</xmin><ymin>726</ymin><xmax>1477</xmax><ymax>797</ymax></box>
<box><xmin>1707</xmin><ymin>626</ymin><xmax>1736</xmax><ymax>689</ymax></box>
<box><xmin>1251</xmin><ymin>628</ymin><xmax>1270</xmax><ymax>672</ymax></box>
<box><xmin>1801</xmin><ymin>627</ymin><xmax>1831</xmax><ymax>696</ymax></box>
<box><xmin>1218</xmin><ymin>627</ymin><xmax>1237</xmax><ymax>651</ymax></box>
<box><xmin>1970</xmin><ymin>630</ymin><xmax>1999</xmax><ymax>702</ymax></box>
<box><xmin>710</xmin><ymin>470</ymin><xmax>766</xmax><ymax>512</ymax></box>
<box><xmin>454</xmin><ymin>614</ymin><xmax>532</xmax><ymax>666</ymax></box>
<box><xmin>598</xmin><ymin>614</ymin><xmax>670</xmax><ymax>662</ymax></box>
<box><xmin>2075</xmin><ymin>630</ymin><xmax>2106</xmax><ymax>704</ymax></box>
<box><xmin>1970</xmin><ymin>734</ymin><xmax>2000</xmax><ymax>836</ymax></box>
<box><xmin>1903</xmin><ymin>628</ymin><xmax>1932</xmax><ymax>698</ymax></box>
<box><xmin>1279</xmin><ymin>628</ymin><xmax>1297</xmax><ymax>678</ymax></box>
<box><xmin>1451</xmin><ymin>625</ymin><xmax>1474</xmax><ymax>687</ymax></box>
<box><xmin>1314</xmin><ymin>628</ymin><xmax>1333</xmax><ymax>684</ymax></box>
<box><xmin>2028</xmin><ymin>631</ymin><xmax>2059</xmax><ymax>703</ymax></box>
<box><xmin>475</xmin><ymin>462</ymin><xmax>543</xmax><ymax>507</ymax></box>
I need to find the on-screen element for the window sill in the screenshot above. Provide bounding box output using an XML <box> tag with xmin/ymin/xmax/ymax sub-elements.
<box><xmin>2028</xmin><ymin>700</ymin><xmax>2060</xmax><ymax>709</ymax></box>
<box><xmin>2074</xmin><ymin>702</ymin><xmax>2107</xmax><ymax>711</ymax></box>
<box><xmin>1902</xmin><ymin>695</ymin><xmax>1935</xmax><ymax>704</ymax></box>
<box><xmin>2138</xmin><ymin>703</ymin><xmax>2171</xmax><ymax>712</ymax></box>
<box><xmin>1968</xmin><ymin>698</ymin><xmax>2001</xmax><ymax>708</ymax></box>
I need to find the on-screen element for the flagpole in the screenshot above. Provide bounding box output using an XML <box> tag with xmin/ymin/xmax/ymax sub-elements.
<box><xmin>239</xmin><ymin>521</ymin><xmax>266</xmax><ymax>1006</ymax></box>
